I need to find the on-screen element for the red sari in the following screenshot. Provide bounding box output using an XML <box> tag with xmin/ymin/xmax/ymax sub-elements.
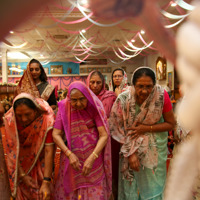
<box><xmin>1</xmin><ymin>93</ymin><xmax>55</xmax><ymax>199</ymax></box>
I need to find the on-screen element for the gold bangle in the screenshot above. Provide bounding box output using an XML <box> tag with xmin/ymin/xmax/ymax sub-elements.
<box><xmin>64</xmin><ymin>149</ymin><xmax>72</xmax><ymax>158</ymax></box>
<box><xmin>67</xmin><ymin>151</ymin><xmax>72</xmax><ymax>158</ymax></box>
<box><xmin>92</xmin><ymin>151</ymin><xmax>98</xmax><ymax>158</ymax></box>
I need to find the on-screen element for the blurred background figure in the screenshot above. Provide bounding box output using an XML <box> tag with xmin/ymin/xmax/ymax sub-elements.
<box><xmin>111</xmin><ymin>68</ymin><xmax>129</xmax><ymax>97</ymax></box>
<box><xmin>15</xmin><ymin>59</ymin><xmax>57</xmax><ymax>110</ymax></box>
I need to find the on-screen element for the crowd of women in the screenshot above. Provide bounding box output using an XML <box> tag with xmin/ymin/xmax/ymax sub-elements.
<box><xmin>0</xmin><ymin>59</ymin><xmax>178</xmax><ymax>200</ymax></box>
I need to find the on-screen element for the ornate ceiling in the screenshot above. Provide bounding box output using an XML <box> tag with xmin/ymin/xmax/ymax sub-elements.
<box><xmin>0</xmin><ymin>0</ymin><xmax>194</xmax><ymax>65</ymax></box>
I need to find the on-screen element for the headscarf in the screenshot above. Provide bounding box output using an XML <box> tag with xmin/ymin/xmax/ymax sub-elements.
<box><xmin>111</xmin><ymin>68</ymin><xmax>128</xmax><ymax>92</ymax></box>
<box><xmin>0</xmin><ymin>93</ymin><xmax>55</xmax><ymax>198</ymax></box>
<box><xmin>57</xmin><ymin>81</ymin><xmax>112</xmax><ymax>197</ymax></box>
<box><xmin>15</xmin><ymin>59</ymin><xmax>54</xmax><ymax>101</ymax></box>
<box><xmin>86</xmin><ymin>71</ymin><xmax>116</xmax><ymax>117</ymax></box>
<box><xmin>109</xmin><ymin>67</ymin><xmax>164</xmax><ymax>181</ymax></box>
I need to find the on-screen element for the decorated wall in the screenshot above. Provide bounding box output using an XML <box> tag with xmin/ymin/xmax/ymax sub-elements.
<box><xmin>0</xmin><ymin>76</ymin><xmax>87</xmax><ymax>89</ymax></box>
<box><xmin>0</xmin><ymin>61</ymin><xmax>79</xmax><ymax>75</ymax></box>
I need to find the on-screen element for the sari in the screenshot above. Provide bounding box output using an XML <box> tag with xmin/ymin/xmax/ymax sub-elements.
<box><xmin>109</xmin><ymin>83</ymin><xmax>168</xmax><ymax>200</ymax></box>
<box><xmin>0</xmin><ymin>93</ymin><xmax>55</xmax><ymax>199</ymax></box>
<box><xmin>54</xmin><ymin>81</ymin><xmax>112</xmax><ymax>200</ymax></box>
<box><xmin>15</xmin><ymin>62</ymin><xmax>56</xmax><ymax>106</ymax></box>
<box><xmin>86</xmin><ymin>71</ymin><xmax>116</xmax><ymax>118</ymax></box>
<box><xmin>111</xmin><ymin>68</ymin><xmax>129</xmax><ymax>92</ymax></box>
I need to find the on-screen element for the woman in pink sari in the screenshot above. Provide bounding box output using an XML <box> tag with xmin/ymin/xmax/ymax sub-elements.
<box><xmin>52</xmin><ymin>81</ymin><xmax>112</xmax><ymax>200</ymax></box>
<box><xmin>87</xmin><ymin>70</ymin><xmax>116</xmax><ymax>118</ymax></box>
<box><xmin>0</xmin><ymin>93</ymin><xmax>55</xmax><ymax>199</ymax></box>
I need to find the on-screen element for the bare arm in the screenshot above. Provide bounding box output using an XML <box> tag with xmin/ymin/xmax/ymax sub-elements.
<box><xmin>39</xmin><ymin>144</ymin><xmax>54</xmax><ymax>200</ymax></box>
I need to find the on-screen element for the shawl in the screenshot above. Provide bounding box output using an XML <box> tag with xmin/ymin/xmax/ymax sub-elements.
<box><xmin>15</xmin><ymin>61</ymin><xmax>54</xmax><ymax>101</ymax></box>
<box><xmin>109</xmin><ymin>83</ymin><xmax>164</xmax><ymax>180</ymax></box>
<box><xmin>58</xmin><ymin>81</ymin><xmax>112</xmax><ymax>198</ymax></box>
<box><xmin>86</xmin><ymin>71</ymin><xmax>116</xmax><ymax>118</ymax></box>
<box><xmin>0</xmin><ymin>93</ymin><xmax>55</xmax><ymax>198</ymax></box>
<box><xmin>111</xmin><ymin>68</ymin><xmax>129</xmax><ymax>92</ymax></box>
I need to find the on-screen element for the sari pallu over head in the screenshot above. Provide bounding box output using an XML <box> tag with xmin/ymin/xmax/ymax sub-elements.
<box><xmin>0</xmin><ymin>93</ymin><xmax>55</xmax><ymax>198</ymax></box>
<box><xmin>109</xmin><ymin>67</ymin><xmax>164</xmax><ymax>181</ymax></box>
<box><xmin>15</xmin><ymin>60</ymin><xmax>54</xmax><ymax>101</ymax></box>
<box><xmin>86</xmin><ymin>71</ymin><xmax>116</xmax><ymax>117</ymax></box>
<box><xmin>111</xmin><ymin>68</ymin><xmax>129</xmax><ymax>92</ymax></box>
<box><xmin>58</xmin><ymin>81</ymin><xmax>112</xmax><ymax>197</ymax></box>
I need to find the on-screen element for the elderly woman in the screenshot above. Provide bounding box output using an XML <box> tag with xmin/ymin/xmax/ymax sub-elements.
<box><xmin>109</xmin><ymin>67</ymin><xmax>175</xmax><ymax>200</ymax></box>
<box><xmin>15</xmin><ymin>59</ymin><xmax>57</xmax><ymax>109</ymax></box>
<box><xmin>111</xmin><ymin>68</ymin><xmax>129</xmax><ymax>96</ymax></box>
<box><xmin>52</xmin><ymin>81</ymin><xmax>112</xmax><ymax>200</ymax></box>
<box><xmin>87</xmin><ymin>70</ymin><xmax>116</xmax><ymax>118</ymax></box>
<box><xmin>0</xmin><ymin>93</ymin><xmax>55</xmax><ymax>199</ymax></box>
<box><xmin>87</xmin><ymin>70</ymin><xmax>117</xmax><ymax>198</ymax></box>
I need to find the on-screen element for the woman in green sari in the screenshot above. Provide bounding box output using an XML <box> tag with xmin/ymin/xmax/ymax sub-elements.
<box><xmin>109</xmin><ymin>67</ymin><xmax>175</xmax><ymax>200</ymax></box>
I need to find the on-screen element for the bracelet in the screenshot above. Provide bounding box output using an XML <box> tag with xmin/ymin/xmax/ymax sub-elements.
<box><xmin>150</xmin><ymin>125</ymin><xmax>153</xmax><ymax>132</ymax></box>
<box><xmin>43</xmin><ymin>177</ymin><xmax>51</xmax><ymax>182</ymax></box>
<box><xmin>64</xmin><ymin>149</ymin><xmax>72</xmax><ymax>158</ymax></box>
<box><xmin>92</xmin><ymin>151</ymin><xmax>98</xmax><ymax>158</ymax></box>
<box><xmin>67</xmin><ymin>151</ymin><xmax>72</xmax><ymax>158</ymax></box>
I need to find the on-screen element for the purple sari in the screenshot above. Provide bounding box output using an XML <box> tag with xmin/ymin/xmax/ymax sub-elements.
<box><xmin>54</xmin><ymin>81</ymin><xmax>112</xmax><ymax>199</ymax></box>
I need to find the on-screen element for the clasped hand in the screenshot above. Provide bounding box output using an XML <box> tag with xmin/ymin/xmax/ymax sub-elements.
<box><xmin>127</xmin><ymin>123</ymin><xmax>148</xmax><ymax>139</ymax></box>
<box><xmin>68</xmin><ymin>153</ymin><xmax>95</xmax><ymax>176</ymax></box>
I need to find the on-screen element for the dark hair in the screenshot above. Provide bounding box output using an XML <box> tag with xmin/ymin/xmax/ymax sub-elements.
<box><xmin>90</xmin><ymin>71</ymin><xmax>104</xmax><ymax>83</ymax></box>
<box><xmin>111</xmin><ymin>68</ymin><xmax>124</xmax><ymax>91</ymax></box>
<box><xmin>13</xmin><ymin>98</ymin><xmax>37</xmax><ymax>111</ymax></box>
<box><xmin>132</xmin><ymin>67</ymin><xmax>156</xmax><ymax>86</ymax></box>
<box><xmin>29</xmin><ymin>59</ymin><xmax>47</xmax><ymax>82</ymax></box>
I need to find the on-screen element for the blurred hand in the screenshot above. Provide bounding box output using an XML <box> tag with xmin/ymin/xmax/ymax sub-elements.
<box><xmin>68</xmin><ymin>153</ymin><xmax>81</xmax><ymax>171</ymax></box>
<box><xmin>82</xmin><ymin>154</ymin><xmax>96</xmax><ymax>176</ymax></box>
<box><xmin>89</xmin><ymin>0</ymin><xmax>176</xmax><ymax>64</ymax></box>
<box><xmin>39</xmin><ymin>182</ymin><xmax>51</xmax><ymax>200</ymax></box>
<box><xmin>21</xmin><ymin>175</ymin><xmax>38</xmax><ymax>189</ymax></box>
<box><xmin>127</xmin><ymin>123</ymin><xmax>148</xmax><ymax>139</ymax></box>
<box><xmin>115</xmin><ymin>87</ymin><xmax>122</xmax><ymax>96</ymax></box>
<box><xmin>128</xmin><ymin>153</ymin><xmax>140</xmax><ymax>171</ymax></box>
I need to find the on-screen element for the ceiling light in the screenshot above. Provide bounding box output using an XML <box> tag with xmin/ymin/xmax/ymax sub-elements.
<box><xmin>9</xmin><ymin>31</ymin><xmax>14</xmax><ymax>34</ymax></box>
<box><xmin>171</xmin><ymin>2</ymin><xmax>177</xmax><ymax>7</ymax></box>
<box><xmin>7</xmin><ymin>52</ymin><xmax>29</xmax><ymax>59</ymax></box>
<box><xmin>81</xmin><ymin>29</ymin><xmax>86</xmax><ymax>33</ymax></box>
<box><xmin>140</xmin><ymin>30</ymin><xmax>145</xmax><ymax>34</ymax></box>
<box><xmin>80</xmin><ymin>39</ymin><xmax>85</xmax><ymax>43</ymax></box>
<box><xmin>131</xmin><ymin>39</ymin><xmax>135</xmax><ymax>42</ymax></box>
<box><xmin>40</xmin><ymin>54</ymin><xmax>44</xmax><ymax>57</ymax></box>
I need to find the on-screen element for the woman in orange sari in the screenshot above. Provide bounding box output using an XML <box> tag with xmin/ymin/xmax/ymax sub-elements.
<box><xmin>0</xmin><ymin>102</ymin><xmax>11</xmax><ymax>199</ymax></box>
<box><xmin>0</xmin><ymin>93</ymin><xmax>55</xmax><ymax>199</ymax></box>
